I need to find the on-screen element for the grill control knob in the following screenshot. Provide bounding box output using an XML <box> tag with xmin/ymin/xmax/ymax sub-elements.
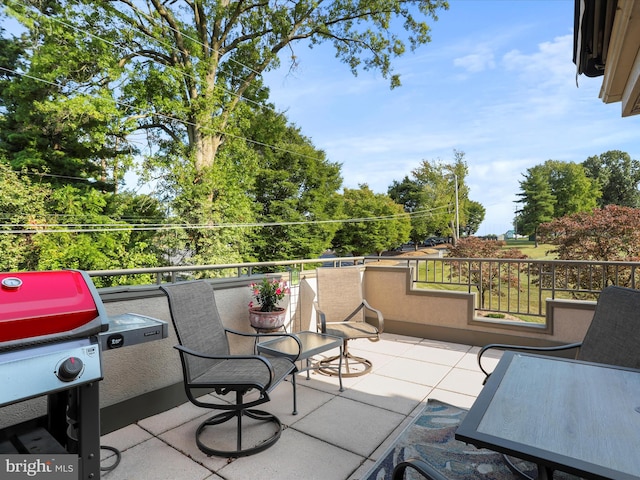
<box><xmin>57</xmin><ymin>357</ymin><xmax>83</xmax><ymax>382</ymax></box>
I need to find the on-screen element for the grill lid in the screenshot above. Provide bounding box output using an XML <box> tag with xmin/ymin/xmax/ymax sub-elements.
<box><xmin>0</xmin><ymin>270</ymin><xmax>109</xmax><ymax>348</ymax></box>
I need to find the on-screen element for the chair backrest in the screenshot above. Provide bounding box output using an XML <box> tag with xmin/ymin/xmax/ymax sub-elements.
<box><xmin>577</xmin><ymin>285</ymin><xmax>640</xmax><ymax>369</ymax></box>
<box><xmin>161</xmin><ymin>281</ymin><xmax>230</xmax><ymax>380</ymax></box>
<box><xmin>316</xmin><ymin>267</ymin><xmax>365</xmax><ymax>322</ymax></box>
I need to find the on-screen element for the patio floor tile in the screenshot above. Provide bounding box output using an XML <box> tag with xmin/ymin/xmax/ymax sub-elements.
<box><xmin>100</xmin><ymin>336</ymin><xmax>487</xmax><ymax>480</ymax></box>
<box><xmin>291</xmin><ymin>396</ymin><xmax>405</xmax><ymax>457</ymax></box>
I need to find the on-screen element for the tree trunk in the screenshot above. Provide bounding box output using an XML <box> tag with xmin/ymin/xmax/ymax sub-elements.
<box><xmin>194</xmin><ymin>132</ymin><xmax>223</xmax><ymax>173</ymax></box>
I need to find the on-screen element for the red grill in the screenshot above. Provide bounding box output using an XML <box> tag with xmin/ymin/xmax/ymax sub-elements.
<box><xmin>0</xmin><ymin>270</ymin><xmax>109</xmax><ymax>479</ymax></box>
<box><xmin>0</xmin><ymin>270</ymin><xmax>107</xmax><ymax>346</ymax></box>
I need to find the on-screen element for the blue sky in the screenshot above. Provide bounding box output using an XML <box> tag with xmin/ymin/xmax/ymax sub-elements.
<box><xmin>263</xmin><ymin>0</ymin><xmax>640</xmax><ymax>236</ymax></box>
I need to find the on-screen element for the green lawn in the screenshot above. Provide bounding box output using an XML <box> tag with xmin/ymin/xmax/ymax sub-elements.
<box><xmin>503</xmin><ymin>239</ymin><xmax>557</xmax><ymax>260</ymax></box>
<box><xmin>415</xmin><ymin>240</ymin><xmax>562</xmax><ymax>323</ymax></box>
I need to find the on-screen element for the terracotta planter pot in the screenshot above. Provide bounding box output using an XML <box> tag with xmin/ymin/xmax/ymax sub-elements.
<box><xmin>248</xmin><ymin>307</ymin><xmax>287</xmax><ymax>330</ymax></box>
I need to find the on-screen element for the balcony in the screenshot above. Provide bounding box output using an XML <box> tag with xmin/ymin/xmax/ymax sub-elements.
<box><xmin>1</xmin><ymin>258</ymin><xmax>604</xmax><ymax>479</ymax></box>
<box><xmin>100</xmin><ymin>333</ymin><xmax>492</xmax><ymax>480</ymax></box>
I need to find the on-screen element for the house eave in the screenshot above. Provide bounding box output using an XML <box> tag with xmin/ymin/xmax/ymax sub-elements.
<box><xmin>575</xmin><ymin>0</ymin><xmax>640</xmax><ymax>116</ymax></box>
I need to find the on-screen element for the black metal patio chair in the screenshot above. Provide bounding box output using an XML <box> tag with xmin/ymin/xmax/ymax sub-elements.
<box><xmin>392</xmin><ymin>458</ymin><xmax>449</xmax><ymax>480</ymax></box>
<box><xmin>478</xmin><ymin>285</ymin><xmax>640</xmax><ymax>382</ymax></box>
<box><xmin>477</xmin><ymin>284</ymin><xmax>640</xmax><ymax>480</ymax></box>
<box><xmin>161</xmin><ymin>280</ymin><xmax>298</xmax><ymax>458</ymax></box>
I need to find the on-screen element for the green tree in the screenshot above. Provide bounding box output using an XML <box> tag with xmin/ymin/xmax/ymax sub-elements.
<box><xmin>3</xmin><ymin>0</ymin><xmax>448</xmax><ymax>214</ymax></box>
<box><xmin>388</xmin><ymin>175</ymin><xmax>429</xmax><ymax>249</ymax></box>
<box><xmin>539</xmin><ymin>160</ymin><xmax>599</xmax><ymax>218</ymax></box>
<box><xmin>333</xmin><ymin>185</ymin><xmax>410</xmax><ymax>256</ymax></box>
<box><xmin>0</xmin><ymin>9</ymin><xmax>135</xmax><ymax>191</ymax></box>
<box><xmin>247</xmin><ymin>108</ymin><xmax>343</xmax><ymax>262</ymax></box>
<box><xmin>411</xmin><ymin>150</ymin><xmax>470</xmax><ymax>245</ymax></box>
<box><xmin>515</xmin><ymin>166</ymin><xmax>555</xmax><ymax>247</ymax></box>
<box><xmin>463</xmin><ymin>200</ymin><xmax>485</xmax><ymax>236</ymax></box>
<box><xmin>0</xmin><ymin>162</ymin><xmax>163</xmax><ymax>278</ymax></box>
<box><xmin>0</xmin><ymin>162</ymin><xmax>49</xmax><ymax>271</ymax></box>
<box><xmin>32</xmin><ymin>186</ymin><xmax>161</xmax><ymax>285</ymax></box>
<box><xmin>583</xmin><ymin>150</ymin><xmax>640</xmax><ymax>207</ymax></box>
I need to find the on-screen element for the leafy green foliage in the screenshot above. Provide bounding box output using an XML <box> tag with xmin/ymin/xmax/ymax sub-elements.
<box><xmin>0</xmin><ymin>5</ymin><xmax>134</xmax><ymax>191</ymax></box>
<box><xmin>333</xmin><ymin>185</ymin><xmax>410</xmax><ymax>256</ymax></box>
<box><xmin>409</xmin><ymin>149</ymin><xmax>469</xmax><ymax>244</ymax></box>
<box><xmin>583</xmin><ymin>150</ymin><xmax>640</xmax><ymax>208</ymax></box>
<box><xmin>536</xmin><ymin>160</ymin><xmax>599</xmax><ymax>218</ymax></box>
<box><xmin>0</xmin><ymin>162</ymin><xmax>162</xmax><ymax>281</ymax></box>
<box><xmin>245</xmin><ymin>108</ymin><xmax>343</xmax><ymax>262</ymax></box>
<box><xmin>0</xmin><ymin>162</ymin><xmax>49</xmax><ymax>271</ymax></box>
<box><xmin>463</xmin><ymin>200</ymin><xmax>485</xmax><ymax>236</ymax></box>
<box><xmin>249</xmin><ymin>278</ymin><xmax>290</xmax><ymax>312</ymax></box>
<box><xmin>2</xmin><ymin>0</ymin><xmax>449</xmax><ymax>270</ymax></box>
<box><xmin>388</xmin><ymin>175</ymin><xmax>429</xmax><ymax>247</ymax></box>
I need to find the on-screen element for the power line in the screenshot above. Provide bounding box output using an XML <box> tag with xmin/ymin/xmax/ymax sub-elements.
<box><xmin>0</xmin><ymin>205</ymin><xmax>452</xmax><ymax>234</ymax></box>
<box><xmin>2</xmin><ymin>1</ymin><xmax>323</xmax><ymax>167</ymax></box>
<box><xmin>0</xmin><ymin>65</ymin><xmax>325</xmax><ymax>165</ymax></box>
<box><xmin>11</xmin><ymin>0</ymin><xmax>274</xmax><ymax>114</ymax></box>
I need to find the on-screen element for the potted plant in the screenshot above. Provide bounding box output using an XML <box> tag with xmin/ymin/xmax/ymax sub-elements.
<box><xmin>248</xmin><ymin>278</ymin><xmax>290</xmax><ymax>330</ymax></box>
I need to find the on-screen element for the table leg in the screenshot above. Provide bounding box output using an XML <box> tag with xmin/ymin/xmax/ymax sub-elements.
<box><xmin>536</xmin><ymin>465</ymin><xmax>554</xmax><ymax>480</ymax></box>
<box><xmin>291</xmin><ymin>373</ymin><xmax>298</xmax><ymax>416</ymax></box>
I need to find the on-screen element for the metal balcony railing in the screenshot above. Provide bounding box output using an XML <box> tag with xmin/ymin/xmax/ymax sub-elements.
<box><xmin>87</xmin><ymin>256</ymin><xmax>367</xmax><ymax>287</ymax></box>
<box><xmin>87</xmin><ymin>256</ymin><xmax>640</xmax><ymax>322</ymax></box>
<box><xmin>394</xmin><ymin>257</ymin><xmax>640</xmax><ymax>320</ymax></box>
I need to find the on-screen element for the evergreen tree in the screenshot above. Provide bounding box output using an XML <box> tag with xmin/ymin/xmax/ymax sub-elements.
<box><xmin>515</xmin><ymin>166</ymin><xmax>555</xmax><ymax>247</ymax></box>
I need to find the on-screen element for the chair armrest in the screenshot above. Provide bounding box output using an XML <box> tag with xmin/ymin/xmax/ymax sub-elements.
<box><xmin>478</xmin><ymin>342</ymin><xmax>583</xmax><ymax>382</ymax></box>
<box><xmin>174</xmin><ymin>344</ymin><xmax>281</xmax><ymax>390</ymax></box>
<box><xmin>392</xmin><ymin>458</ymin><xmax>449</xmax><ymax>480</ymax></box>
<box><xmin>363</xmin><ymin>299</ymin><xmax>384</xmax><ymax>333</ymax></box>
<box><xmin>314</xmin><ymin>301</ymin><xmax>327</xmax><ymax>333</ymax></box>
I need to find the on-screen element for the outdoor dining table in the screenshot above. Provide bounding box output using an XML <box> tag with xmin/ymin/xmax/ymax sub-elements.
<box><xmin>455</xmin><ymin>351</ymin><xmax>640</xmax><ymax>480</ymax></box>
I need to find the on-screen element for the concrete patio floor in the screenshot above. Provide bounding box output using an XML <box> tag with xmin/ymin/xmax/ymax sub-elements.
<box><xmin>100</xmin><ymin>333</ymin><xmax>503</xmax><ymax>480</ymax></box>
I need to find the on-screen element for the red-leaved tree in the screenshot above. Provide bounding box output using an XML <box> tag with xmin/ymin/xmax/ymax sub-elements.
<box><xmin>538</xmin><ymin>205</ymin><xmax>640</xmax><ymax>291</ymax></box>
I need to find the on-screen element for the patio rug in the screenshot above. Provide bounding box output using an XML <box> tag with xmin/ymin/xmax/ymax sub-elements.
<box><xmin>362</xmin><ymin>399</ymin><xmax>582</xmax><ymax>480</ymax></box>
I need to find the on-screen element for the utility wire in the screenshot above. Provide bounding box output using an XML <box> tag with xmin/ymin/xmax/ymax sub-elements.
<box><xmin>0</xmin><ymin>65</ymin><xmax>326</xmax><ymax>165</ymax></box>
<box><xmin>0</xmin><ymin>205</ymin><xmax>452</xmax><ymax>234</ymax></box>
<box><xmin>11</xmin><ymin>0</ymin><xmax>274</xmax><ymax>113</ymax></box>
<box><xmin>1</xmin><ymin>5</ymin><xmax>460</xmax><ymax>235</ymax></box>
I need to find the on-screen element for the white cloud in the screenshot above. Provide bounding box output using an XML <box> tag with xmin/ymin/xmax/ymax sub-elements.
<box><xmin>262</xmin><ymin>4</ymin><xmax>640</xmax><ymax>237</ymax></box>
<box><xmin>453</xmin><ymin>48</ymin><xmax>496</xmax><ymax>73</ymax></box>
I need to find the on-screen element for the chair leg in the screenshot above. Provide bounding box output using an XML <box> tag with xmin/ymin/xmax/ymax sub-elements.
<box><xmin>195</xmin><ymin>391</ymin><xmax>283</xmax><ymax>458</ymax></box>
<box><xmin>318</xmin><ymin>341</ymin><xmax>371</xmax><ymax>378</ymax></box>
